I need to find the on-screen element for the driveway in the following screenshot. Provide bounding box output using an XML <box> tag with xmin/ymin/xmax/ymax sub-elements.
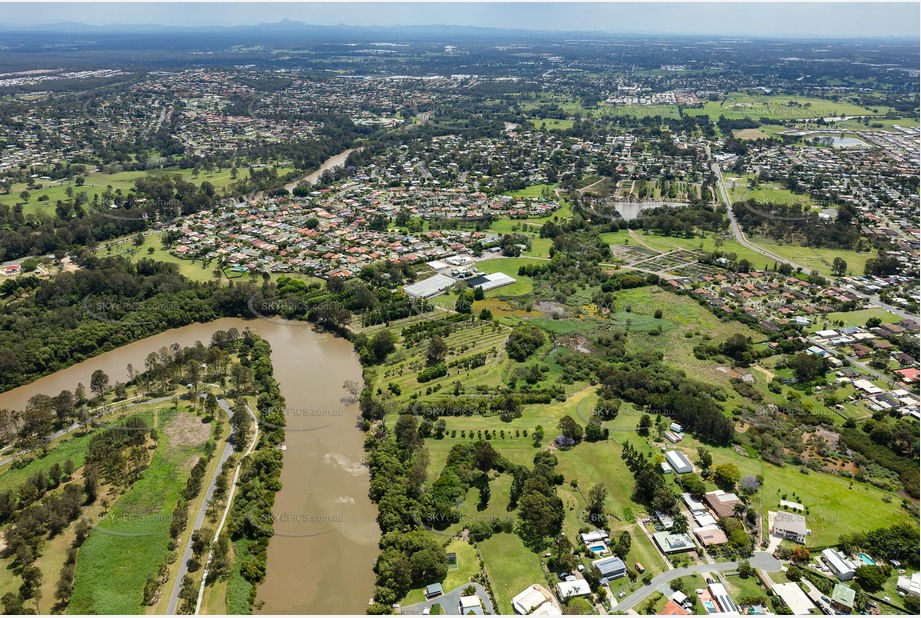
<box><xmin>400</xmin><ymin>583</ymin><xmax>495</xmax><ymax>616</ymax></box>
<box><xmin>616</xmin><ymin>552</ymin><xmax>781</xmax><ymax>612</ymax></box>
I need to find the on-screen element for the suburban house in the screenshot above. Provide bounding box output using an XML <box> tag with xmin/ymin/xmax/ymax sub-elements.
<box><xmin>656</xmin><ymin>510</ymin><xmax>675</xmax><ymax>530</ymax></box>
<box><xmin>771</xmin><ymin>511</ymin><xmax>809</xmax><ymax>544</ymax></box>
<box><xmin>704</xmin><ymin>490</ymin><xmax>743</xmax><ymax>519</ymax></box>
<box><xmin>707</xmin><ymin>582</ymin><xmax>739</xmax><ymax>614</ymax></box>
<box><xmin>897</xmin><ymin>572</ymin><xmax>921</xmax><ymax>597</ymax></box>
<box><xmin>592</xmin><ymin>556</ymin><xmax>627</xmax><ymax>583</ymax></box>
<box><xmin>659</xmin><ymin>599</ymin><xmax>691</xmax><ymax>615</ymax></box>
<box><xmin>555</xmin><ymin>579</ymin><xmax>591</xmax><ymax>602</ymax></box>
<box><xmin>459</xmin><ymin>595</ymin><xmax>484</xmax><ymax>615</ymax></box>
<box><xmin>652</xmin><ymin>532</ymin><xmax>696</xmax><ymax>554</ymax></box>
<box><xmin>425</xmin><ymin>583</ymin><xmax>444</xmax><ymax>599</ymax></box>
<box><xmin>821</xmin><ymin>548</ymin><xmax>857</xmax><ymax>581</ymax></box>
<box><xmin>581</xmin><ymin>530</ymin><xmax>610</xmax><ymax>555</ymax></box>
<box><xmin>512</xmin><ymin>584</ymin><xmax>561</xmax><ymax>615</ymax></box>
<box><xmin>681</xmin><ymin>493</ymin><xmax>708</xmax><ymax>516</ymax></box>
<box><xmin>693</xmin><ymin>525</ymin><xmax>729</xmax><ymax>547</ymax></box>
<box><xmin>771</xmin><ymin>582</ymin><xmax>817</xmax><ymax>615</ymax></box>
<box><xmin>580</xmin><ymin>530</ymin><xmax>609</xmax><ymax>545</ymax></box>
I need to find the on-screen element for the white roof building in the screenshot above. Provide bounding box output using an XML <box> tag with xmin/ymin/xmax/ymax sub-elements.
<box><xmin>404</xmin><ymin>273</ymin><xmax>456</xmax><ymax>299</ymax></box>
<box><xmin>512</xmin><ymin>585</ymin><xmax>561</xmax><ymax>615</ymax></box>
<box><xmin>708</xmin><ymin>582</ymin><xmax>738</xmax><ymax>614</ymax></box>
<box><xmin>459</xmin><ymin>595</ymin><xmax>484</xmax><ymax>615</ymax></box>
<box><xmin>822</xmin><ymin>548</ymin><xmax>856</xmax><ymax>581</ymax></box>
<box><xmin>579</xmin><ymin>530</ymin><xmax>609</xmax><ymax>544</ymax></box>
<box><xmin>772</xmin><ymin>582</ymin><xmax>817</xmax><ymax>615</ymax></box>
<box><xmin>853</xmin><ymin>379</ymin><xmax>884</xmax><ymax>395</ymax></box>
<box><xmin>555</xmin><ymin>579</ymin><xmax>591</xmax><ymax>601</ymax></box>
<box><xmin>682</xmin><ymin>493</ymin><xmax>707</xmax><ymax>514</ymax></box>
<box><xmin>897</xmin><ymin>572</ymin><xmax>921</xmax><ymax>596</ymax></box>
<box><xmin>665</xmin><ymin>450</ymin><xmax>693</xmax><ymax>474</ymax></box>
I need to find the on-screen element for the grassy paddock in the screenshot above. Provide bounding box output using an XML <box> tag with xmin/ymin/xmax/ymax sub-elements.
<box><xmin>746</xmin><ymin>237</ymin><xmax>872</xmax><ymax>277</ymax></box>
<box><xmin>478</xmin><ymin>533</ymin><xmax>547</xmax><ymax>613</ymax></box>
<box><xmin>400</xmin><ymin>539</ymin><xmax>480</xmax><ymax>605</ymax></box>
<box><xmin>68</xmin><ymin>408</ymin><xmax>209</xmax><ymax>614</ymax></box>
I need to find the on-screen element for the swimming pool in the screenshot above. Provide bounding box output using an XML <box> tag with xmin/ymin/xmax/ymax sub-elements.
<box><xmin>858</xmin><ymin>553</ymin><xmax>876</xmax><ymax>566</ymax></box>
<box><xmin>704</xmin><ymin>600</ymin><xmax>716</xmax><ymax>613</ymax></box>
<box><xmin>589</xmin><ymin>544</ymin><xmax>607</xmax><ymax>553</ymax></box>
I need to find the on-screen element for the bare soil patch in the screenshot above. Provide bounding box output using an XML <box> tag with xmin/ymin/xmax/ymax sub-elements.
<box><xmin>163</xmin><ymin>409</ymin><xmax>210</xmax><ymax>449</ymax></box>
<box><xmin>734</xmin><ymin>128</ymin><xmax>770</xmax><ymax>140</ymax></box>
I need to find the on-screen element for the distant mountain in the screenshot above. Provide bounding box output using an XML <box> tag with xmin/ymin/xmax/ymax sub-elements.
<box><xmin>0</xmin><ymin>19</ymin><xmax>589</xmax><ymax>36</ymax></box>
<box><xmin>0</xmin><ymin>20</ymin><xmax>914</xmax><ymax>43</ymax></box>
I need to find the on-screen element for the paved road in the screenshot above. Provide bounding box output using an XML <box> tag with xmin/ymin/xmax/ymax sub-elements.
<box><xmin>400</xmin><ymin>583</ymin><xmax>495</xmax><ymax>615</ymax></box>
<box><xmin>154</xmin><ymin>105</ymin><xmax>167</xmax><ymax>133</ymax></box>
<box><xmin>166</xmin><ymin>398</ymin><xmax>235</xmax><ymax>615</ymax></box>
<box><xmin>615</xmin><ymin>552</ymin><xmax>781</xmax><ymax>613</ymax></box>
<box><xmin>710</xmin><ymin>153</ymin><xmax>916</xmax><ymax>323</ymax></box>
<box><xmin>813</xmin><ymin>341</ymin><xmax>893</xmax><ymax>387</ymax></box>
<box><xmin>853</xmin><ymin>292</ymin><xmax>916</xmax><ymax>323</ymax></box>
<box><xmin>711</xmin><ymin>161</ymin><xmax>793</xmax><ymax>271</ymax></box>
<box><xmin>0</xmin><ymin>394</ymin><xmax>169</xmax><ymax>468</ymax></box>
<box><xmin>192</xmin><ymin>401</ymin><xmax>260</xmax><ymax>615</ymax></box>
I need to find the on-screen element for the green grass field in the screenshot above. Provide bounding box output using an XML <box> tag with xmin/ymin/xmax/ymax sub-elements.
<box><xmin>724</xmin><ymin>574</ymin><xmax>768</xmax><ymax>601</ymax></box>
<box><xmin>747</xmin><ymin>237</ymin><xmax>872</xmax><ymax>278</ymax></box>
<box><xmin>474</xmin><ymin>257</ymin><xmax>548</xmax><ymax>297</ymax></box>
<box><xmin>479</xmin><ymin>533</ymin><xmax>548</xmax><ymax>613</ymax></box>
<box><xmin>528</xmin><ymin>118</ymin><xmax>575</xmax><ymax>130</ymax></box>
<box><xmin>490</xmin><ymin>201</ymin><xmax>572</xmax><ymax>234</ymax></box>
<box><xmin>728</xmin><ymin>176</ymin><xmax>813</xmax><ymax>207</ymax></box>
<box><xmin>504</xmin><ymin>183</ymin><xmax>559</xmax><ymax>199</ymax></box>
<box><xmin>68</xmin><ymin>407</ymin><xmax>209</xmax><ymax>614</ymax></box>
<box><xmin>810</xmin><ymin>308</ymin><xmax>904</xmax><ymax>330</ymax></box>
<box><xmin>823</xmin><ymin>117</ymin><xmax>920</xmax><ymax>131</ymax></box>
<box><xmin>3</xmin><ymin>165</ymin><xmax>294</xmax><ymax>217</ymax></box>
<box><xmin>0</xmin><ymin>399</ymin><xmax>182</xmax><ymax>491</ymax></box>
<box><xmin>685</xmin><ymin>93</ymin><xmax>885</xmax><ymax>121</ymax></box>
<box><xmin>0</xmin><ymin>434</ymin><xmax>93</xmax><ymax>492</ymax></box>
<box><xmin>400</xmin><ymin>539</ymin><xmax>480</xmax><ymax>605</ymax></box>
<box><xmin>105</xmin><ymin>231</ymin><xmax>221</xmax><ymax>283</ymax></box>
<box><xmin>600</xmin><ymin>229</ymin><xmax>772</xmax><ymax>271</ymax></box>
<box><xmin>661</xmin><ymin>428</ymin><xmax>914</xmax><ymax>547</ymax></box>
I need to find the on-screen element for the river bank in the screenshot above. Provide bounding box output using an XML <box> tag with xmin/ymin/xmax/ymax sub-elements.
<box><xmin>0</xmin><ymin>317</ymin><xmax>378</xmax><ymax>614</ymax></box>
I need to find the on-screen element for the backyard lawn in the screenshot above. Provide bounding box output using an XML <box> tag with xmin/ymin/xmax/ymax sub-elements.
<box><xmin>478</xmin><ymin>533</ymin><xmax>547</xmax><ymax>614</ymax></box>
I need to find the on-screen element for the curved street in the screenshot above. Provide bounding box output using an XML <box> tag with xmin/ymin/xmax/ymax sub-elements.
<box><xmin>399</xmin><ymin>582</ymin><xmax>495</xmax><ymax>616</ymax></box>
<box><xmin>615</xmin><ymin>552</ymin><xmax>782</xmax><ymax>613</ymax></box>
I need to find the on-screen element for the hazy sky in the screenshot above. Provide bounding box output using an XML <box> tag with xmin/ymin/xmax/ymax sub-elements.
<box><xmin>2</xmin><ymin>2</ymin><xmax>919</xmax><ymax>38</ymax></box>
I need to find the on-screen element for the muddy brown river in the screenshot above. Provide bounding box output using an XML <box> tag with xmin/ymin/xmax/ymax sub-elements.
<box><xmin>0</xmin><ymin>318</ymin><xmax>379</xmax><ymax>614</ymax></box>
